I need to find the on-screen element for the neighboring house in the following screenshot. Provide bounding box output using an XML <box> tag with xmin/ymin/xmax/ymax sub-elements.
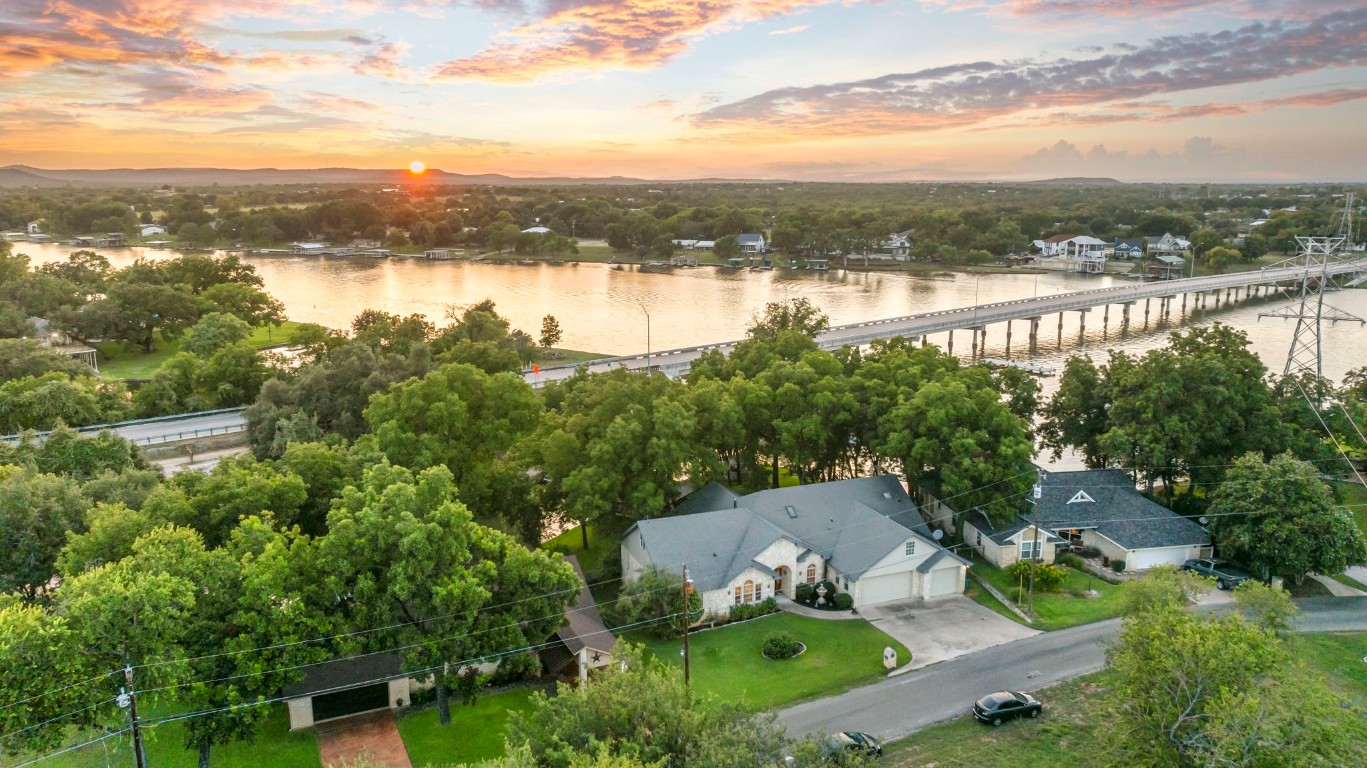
<box><xmin>693</xmin><ymin>240</ymin><xmax>716</xmax><ymax>250</ymax></box>
<box><xmin>874</xmin><ymin>231</ymin><xmax>913</xmax><ymax>260</ymax></box>
<box><xmin>522</xmin><ymin>226</ymin><xmax>551</xmax><ymax>234</ymax></box>
<box><xmin>138</xmin><ymin>224</ymin><xmax>167</xmax><ymax>237</ymax></box>
<box><xmin>26</xmin><ymin>220</ymin><xmax>43</xmax><ymax>235</ymax></box>
<box><xmin>1039</xmin><ymin>235</ymin><xmax>1107</xmax><ymax>273</ymax></box>
<box><xmin>671</xmin><ymin>239</ymin><xmax>699</xmax><ymax>250</ymax></box>
<box><xmin>1113</xmin><ymin>238</ymin><xmax>1145</xmax><ymax>258</ymax></box>
<box><xmin>27</xmin><ymin>317</ymin><xmax>98</xmax><ymax>372</ymax></box>
<box><xmin>283</xmin><ymin>652</ymin><xmax>414</xmax><ymax>730</ymax></box>
<box><xmin>949</xmin><ymin>469</ymin><xmax>1210</xmax><ymax>572</ymax></box>
<box><xmin>1145</xmin><ymin>233</ymin><xmax>1191</xmax><ymax>257</ymax></box>
<box><xmin>538</xmin><ymin>556</ymin><xmax>618</xmax><ymax>684</ymax></box>
<box><xmin>620</xmin><ymin>476</ymin><xmax>969</xmax><ymax>618</ymax></box>
<box><xmin>736</xmin><ymin>233</ymin><xmax>766</xmax><ymax>253</ymax></box>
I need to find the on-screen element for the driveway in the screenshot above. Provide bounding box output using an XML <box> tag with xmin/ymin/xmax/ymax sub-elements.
<box><xmin>316</xmin><ymin>710</ymin><xmax>413</xmax><ymax>768</ymax></box>
<box><xmin>858</xmin><ymin>595</ymin><xmax>1039</xmax><ymax>671</ymax></box>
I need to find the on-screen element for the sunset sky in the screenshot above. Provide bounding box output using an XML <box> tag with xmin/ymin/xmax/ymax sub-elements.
<box><xmin>0</xmin><ymin>1</ymin><xmax>1363</xmax><ymax>181</ymax></box>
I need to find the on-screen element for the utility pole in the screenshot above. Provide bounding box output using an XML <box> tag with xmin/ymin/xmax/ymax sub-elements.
<box><xmin>638</xmin><ymin>302</ymin><xmax>651</xmax><ymax>375</ymax></box>
<box><xmin>1027</xmin><ymin>469</ymin><xmax>1046</xmax><ymax>618</ymax></box>
<box><xmin>681</xmin><ymin>565</ymin><xmax>693</xmax><ymax>689</ymax></box>
<box><xmin>121</xmin><ymin>664</ymin><xmax>149</xmax><ymax>768</ymax></box>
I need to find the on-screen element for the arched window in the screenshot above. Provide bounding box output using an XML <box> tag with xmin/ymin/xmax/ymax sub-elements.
<box><xmin>742</xmin><ymin>580</ymin><xmax>755</xmax><ymax>604</ymax></box>
<box><xmin>806</xmin><ymin>564</ymin><xmax>817</xmax><ymax>584</ymax></box>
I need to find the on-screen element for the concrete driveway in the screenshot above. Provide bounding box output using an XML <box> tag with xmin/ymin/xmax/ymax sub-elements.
<box><xmin>859</xmin><ymin>595</ymin><xmax>1039</xmax><ymax>671</ymax></box>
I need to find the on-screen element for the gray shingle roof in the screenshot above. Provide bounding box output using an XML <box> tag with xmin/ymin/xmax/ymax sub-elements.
<box><xmin>672</xmin><ymin>481</ymin><xmax>742</xmax><ymax>517</ymax></box>
<box><xmin>557</xmin><ymin>556</ymin><xmax>617</xmax><ymax>656</ymax></box>
<box><xmin>283</xmin><ymin>653</ymin><xmax>403</xmax><ymax>699</ymax></box>
<box><xmin>736</xmin><ymin>233</ymin><xmax>764</xmax><ymax>244</ymax></box>
<box><xmin>1034</xmin><ymin>469</ymin><xmax>1208</xmax><ymax>550</ymax></box>
<box><xmin>965</xmin><ymin>510</ymin><xmax>1064</xmax><ymax>546</ymax></box>
<box><xmin>627</xmin><ymin>476</ymin><xmax>943</xmax><ymax>589</ymax></box>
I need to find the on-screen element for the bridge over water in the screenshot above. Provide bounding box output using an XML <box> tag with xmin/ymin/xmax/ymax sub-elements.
<box><xmin>525</xmin><ymin>259</ymin><xmax>1367</xmax><ymax>386</ymax></box>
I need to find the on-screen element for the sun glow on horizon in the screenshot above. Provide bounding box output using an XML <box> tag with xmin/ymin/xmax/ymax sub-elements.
<box><xmin>409</xmin><ymin>160</ymin><xmax>426</xmax><ymax>175</ymax></box>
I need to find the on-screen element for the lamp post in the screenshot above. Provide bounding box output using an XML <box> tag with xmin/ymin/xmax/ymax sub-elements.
<box><xmin>1189</xmin><ymin>243</ymin><xmax>1201</xmax><ymax>280</ymax></box>
<box><xmin>638</xmin><ymin>302</ymin><xmax>651</xmax><ymax>374</ymax></box>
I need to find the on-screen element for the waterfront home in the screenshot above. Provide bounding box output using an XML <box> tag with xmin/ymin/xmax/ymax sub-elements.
<box><xmin>736</xmin><ymin>233</ymin><xmax>766</xmax><ymax>254</ymax></box>
<box><xmin>138</xmin><ymin>224</ymin><xmax>167</xmax><ymax>237</ymax></box>
<box><xmin>1145</xmin><ymin>233</ymin><xmax>1191</xmax><ymax>258</ymax></box>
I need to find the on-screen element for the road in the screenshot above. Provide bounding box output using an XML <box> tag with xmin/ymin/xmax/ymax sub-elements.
<box><xmin>102</xmin><ymin>409</ymin><xmax>246</xmax><ymax>446</ymax></box>
<box><xmin>779</xmin><ymin>597</ymin><xmax>1367</xmax><ymax>743</ymax></box>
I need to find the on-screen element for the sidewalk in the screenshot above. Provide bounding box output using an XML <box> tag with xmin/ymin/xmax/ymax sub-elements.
<box><xmin>1309</xmin><ymin>572</ymin><xmax>1367</xmax><ymax>597</ymax></box>
<box><xmin>774</xmin><ymin>594</ymin><xmax>863</xmax><ymax>621</ymax></box>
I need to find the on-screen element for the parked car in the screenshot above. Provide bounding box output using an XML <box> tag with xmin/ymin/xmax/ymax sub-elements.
<box><xmin>972</xmin><ymin>691</ymin><xmax>1042</xmax><ymax>726</ymax></box>
<box><xmin>824</xmin><ymin>731</ymin><xmax>883</xmax><ymax>760</ymax></box>
<box><xmin>1181</xmin><ymin>558</ymin><xmax>1253</xmax><ymax>590</ymax></box>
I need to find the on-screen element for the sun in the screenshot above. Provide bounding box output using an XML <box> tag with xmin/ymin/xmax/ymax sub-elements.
<box><xmin>408</xmin><ymin>160</ymin><xmax>426</xmax><ymax>175</ymax></box>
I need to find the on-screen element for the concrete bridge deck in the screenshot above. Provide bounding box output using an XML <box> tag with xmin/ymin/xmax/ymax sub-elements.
<box><xmin>525</xmin><ymin>259</ymin><xmax>1367</xmax><ymax>386</ymax></box>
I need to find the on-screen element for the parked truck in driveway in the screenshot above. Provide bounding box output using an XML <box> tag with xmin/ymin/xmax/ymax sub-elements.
<box><xmin>1182</xmin><ymin>558</ymin><xmax>1253</xmax><ymax>590</ymax></box>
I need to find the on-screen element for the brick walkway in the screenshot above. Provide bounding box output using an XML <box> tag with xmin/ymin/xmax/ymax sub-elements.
<box><xmin>316</xmin><ymin>710</ymin><xmax>413</xmax><ymax>768</ymax></box>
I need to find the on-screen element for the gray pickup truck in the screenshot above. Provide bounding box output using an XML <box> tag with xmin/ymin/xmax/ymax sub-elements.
<box><xmin>1182</xmin><ymin>558</ymin><xmax>1253</xmax><ymax>590</ymax></box>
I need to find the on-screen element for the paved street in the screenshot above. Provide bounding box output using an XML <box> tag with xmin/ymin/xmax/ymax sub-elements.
<box><xmin>779</xmin><ymin>597</ymin><xmax>1367</xmax><ymax>743</ymax></box>
<box><xmin>108</xmin><ymin>410</ymin><xmax>246</xmax><ymax>445</ymax></box>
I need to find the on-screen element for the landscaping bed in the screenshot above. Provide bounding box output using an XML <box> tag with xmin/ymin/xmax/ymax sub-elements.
<box><xmin>625</xmin><ymin>612</ymin><xmax>910</xmax><ymax>710</ymax></box>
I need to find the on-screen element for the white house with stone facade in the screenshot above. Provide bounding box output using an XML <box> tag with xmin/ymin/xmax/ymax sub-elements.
<box><xmin>620</xmin><ymin>476</ymin><xmax>968</xmax><ymax>619</ymax></box>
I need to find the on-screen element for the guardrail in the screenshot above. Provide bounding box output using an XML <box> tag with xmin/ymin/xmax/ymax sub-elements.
<box><xmin>132</xmin><ymin>424</ymin><xmax>247</xmax><ymax>446</ymax></box>
<box><xmin>2</xmin><ymin>407</ymin><xmax>248</xmax><ymax>444</ymax></box>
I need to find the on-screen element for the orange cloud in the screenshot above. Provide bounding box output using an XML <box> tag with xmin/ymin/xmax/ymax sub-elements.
<box><xmin>434</xmin><ymin>0</ymin><xmax>838</xmax><ymax>82</ymax></box>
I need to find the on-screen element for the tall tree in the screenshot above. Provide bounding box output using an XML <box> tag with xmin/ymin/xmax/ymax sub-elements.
<box><xmin>319</xmin><ymin>463</ymin><xmax>578</xmax><ymax>726</ymax></box>
<box><xmin>0</xmin><ymin>466</ymin><xmax>91</xmax><ymax>601</ymax></box>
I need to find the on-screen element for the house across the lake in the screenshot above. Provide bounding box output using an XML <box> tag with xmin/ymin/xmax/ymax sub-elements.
<box><xmin>620</xmin><ymin>476</ymin><xmax>968</xmax><ymax>619</ymax></box>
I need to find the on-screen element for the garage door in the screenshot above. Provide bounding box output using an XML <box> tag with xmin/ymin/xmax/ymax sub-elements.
<box><xmin>311</xmin><ymin>683</ymin><xmax>389</xmax><ymax>723</ymax></box>
<box><xmin>858</xmin><ymin>573</ymin><xmax>911</xmax><ymax>606</ymax></box>
<box><xmin>1127</xmin><ymin>547</ymin><xmax>1191</xmax><ymax>571</ymax></box>
<box><xmin>929</xmin><ymin>566</ymin><xmax>960</xmax><ymax>597</ymax></box>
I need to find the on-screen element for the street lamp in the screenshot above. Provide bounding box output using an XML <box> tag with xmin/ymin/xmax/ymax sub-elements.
<box><xmin>1189</xmin><ymin>243</ymin><xmax>1202</xmax><ymax>280</ymax></box>
<box><xmin>638</xmin><ymin>302</ymin><xmax>651</xmax><ymax>374</ymax></box>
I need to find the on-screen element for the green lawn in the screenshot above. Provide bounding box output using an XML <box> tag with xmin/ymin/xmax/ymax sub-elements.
<box><xmin>625</xmin><ymin>612</ymin><xmax>910</xmax><ymax>710</ymax></box>
<box><xmin>397</xmin><ymin>689</ymin><xmax>537</xmax><ymax>768</ymax></box>
<box><xmin>540</xmin><ymin>525</ymin><xmax>615</xmax><ymax>578</ymax></box>
<box><xmin>1332</xmin><ymin>480</ymin><xmax>1367</xmax><ymax>538</ymax></box>
<box><xmin>97</xmin><ymin>321</ymin><xmax>303</xmax><ymax>379</ymax></box>
<box><xmin>0</xmin><ymin>705</ymin><xmax>319</xmax><ymax>768</ymax></box>
<box><xmin>1332</xmin><ymin>572</ymin><xmax>1367</xmax><ymax>592</ymax></box>
<box><xmin>534</xmin><ymin>347</ymin><xmax>609</xmax><ymax>366</ymax></box>
<box><xmin>886</xmin><ymin>632</ymin><xmax>1367</xmax><ymax>767</ymax></box>
<box><xmin>967</xmin><ymin>556</ymin><xmax>1127</xmax><ymax>631</ymax></box>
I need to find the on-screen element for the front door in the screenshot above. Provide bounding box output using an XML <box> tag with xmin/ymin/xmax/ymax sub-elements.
<box><xmin>775</xmin><ymin>566</ymin><xmax>789</xmax><ymax>594</ymax></box>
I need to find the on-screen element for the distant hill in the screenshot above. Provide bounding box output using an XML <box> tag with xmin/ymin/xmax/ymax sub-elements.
<box><xmin>0</xmin><ymin>165</ymin><xmax>690</xmax><ymax>188</ymax></box>
<box><xmin>1025</xmin><ymin>177</ymin><xmax>1125</xmax><ymax>186</ymax></box>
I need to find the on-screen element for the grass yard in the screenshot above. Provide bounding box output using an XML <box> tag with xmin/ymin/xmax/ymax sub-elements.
<box><xmin>540</xmin><ymin>525</ymin><xmax>615</xmax><ymax>578</ymax></box>
<box><xmin>625</xmin><ymin>612</ymin><xmax>910</xmax><ymax>711</ymax></box>
<box><xmin>1332</xmin><ymin>572</ymin><xmax>1367</xmax><ymax>592</ymax></box>
<box><xmin>397</xmin><ymin>688</ymin><xmax>538</xmax><ymax>768</ymax></box>
<box><xmin>534</xmin><ymin>347</ymin><xmax>609</xmax><ymax>366</ymax></box>
<box><xmin>97</xmin><ymin>321</ymin><xmax>303</xmax><ymax>379</ymax></box>
<box><xmin>885</xmin><ymin>632</ymin><xmax>1367</xmax><ymax>768</ymax></box>
<box><xmin>0</xmin><ymin>705</ymin><xmax>319</xmax><ymax>768</ymax></box>
<box><xmin>1332</xmin><ymin>480</ymin><xmax>1367</xmax><ymax>537</ymax></box>
<box><xmin>967</xmin><ymin>555</ymin><xmax>1127</xmax><ymax>631</ymax></box>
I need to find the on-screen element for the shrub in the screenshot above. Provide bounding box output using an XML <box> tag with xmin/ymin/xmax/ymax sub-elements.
<box><xmin>730</xmin><ymin>603</ymin><xmax>758</xmax><ymax>621</ymax></box>
<box><xmin>1080</xmin><ymin>546</ymin><xmax>1102</xmax><ymax>559</ymax></box>
<box><xmin>1006</xmin><ymin>560</ymin><xmax>1068</xmax><ymax>592</ymax></box>
<box><xmin>758</xmin><ymin>596</ymin><xmax>777</xmax><ymax>614</ymax></box>
<box><xmin>762</xmin><ymin>631</ymin><xmax>802</xmax><ymax>659</ymax></box>
<box><xmin>491</xmin><ymin>652</ymin><xmax>540</xmax><ymax>685</ymax></box>
<box><xmin>1058</xmin><ymin>552</ymin><xmax>1085</xmax><ymax>570</ymax></box>
<box><xmin>832</xmin><ymin>592</ymin><xmax>854</xmax><ymax>610</ymax></box>
<box><xmin>1111</xmin><ymin>559</ymin><xmax>1127</xmax><ymax>573</ymax></box>
<box><xmin>795</xmin><ymin>583</ymin><xmax>815</xmax><ymax>604</ymax></box>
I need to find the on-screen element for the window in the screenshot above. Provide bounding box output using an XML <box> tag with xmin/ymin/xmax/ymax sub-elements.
<box><xmin>742</xmin><ymin>580</ymin><xmax>755</xmax><ymax>604</ymax></box>
<box><xmin>905</xmin><ymin>541</ymin><xmax>916</xmax><ymax>556</ymax></box>
<box><xmin>1067</xmin><ymin>490</ymin><xmax>1095</xmax><ymax>504</ymax></box>
<box><xmin>1020</xmin><ymin>540</ymin><xmax>1041</xmax><ymax>560</ymax></box>
<box><xmin>805</xmin><ymin>564</ymin><xmax>817</xmax><ymax>584</ymax></box>
<box><xmin>734</xmin><ymin>586</ymin><xmax>741</xmax><ymax>605</ymax></box>
<box><xmin>976</xmin><ymin>531</ymin><xmax>983</xmax><ymax>548</ymax></box>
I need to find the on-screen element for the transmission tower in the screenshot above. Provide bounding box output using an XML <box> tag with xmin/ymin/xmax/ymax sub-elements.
<box><xmin>1258</xmin><ymin>193</ymin><xmax>1364</xmax><ymax>378</ymax></box>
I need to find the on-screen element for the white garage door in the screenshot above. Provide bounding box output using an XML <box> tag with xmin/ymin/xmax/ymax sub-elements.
<box><xmin>929</xmin><ymin>566</ymin><xmax>960</xmax><ymax>597</ymax></box>
<box><xmin>858</xmin><ymin>573</ymin><xmax>912</xmax><ymax>606</ymax></box>
<box><xmin>1127</xmin><ymin>547</ymin><xmax>1191</xmax><ymax>570</ymax></box>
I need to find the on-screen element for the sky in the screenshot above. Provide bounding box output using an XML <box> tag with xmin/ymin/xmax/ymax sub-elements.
<box><xmin>0</xmin><ymin>0</ymin><xmax>1364</xmax><ymax>181</ymax></box>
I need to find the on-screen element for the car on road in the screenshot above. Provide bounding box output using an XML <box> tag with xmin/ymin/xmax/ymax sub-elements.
<box><xmin>972</xmin><ymin>691</ymin><xmax>1042</xmax><ymax>726</ymax></box>
<box><xmin>824</xmin><ymin>731</ymin><xmax>883</xmax><ymax>760</ymax></box>
<box><xmin>1181</xmin><ymin>558</ymin><xmax>1253</xmax><ymax>590</ymax></box>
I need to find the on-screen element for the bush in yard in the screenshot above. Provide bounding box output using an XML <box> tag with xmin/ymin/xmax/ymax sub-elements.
<box><xmin>613</xmin><ymin>565</ymin><xmax>702</xmax><ymax>638</ymax></box>
<box><xmin>795</xmin><ymin>583</ymin><xmax>815</xmax><ymax>604</ymax></box>
<box><xmin>762</xmin><ymin>631</ymin><xmax>802</xmax><ymax>659</ymax></box>
<box><xmin>730</xmin><ymin>603</ymin><xmax>757</xmax><ymax>621</ymax></box>
<box><xmin>1112</xmin><ymin>559</ymin><xmax>1127</xmax><ymax>573</ymax></box>
<box><xmin>1006</xmin><ymin>561</ymin><xmax>1068</xmax><ymax>592</ymax></box>
<box><xmin>1058</xmin><ymin>552</ymin><xmax>1085</xmax><ymax>570</ymax></box>
<box><xmin>758</xmin><ymin>596</ymin><xmax>777</xmax><ymax>614</ymax></box>
<box><xmin>832</xmin><ymin>592</ymin><xmax>854</xmax><ymax>610</ymax></box>
<box><xmin>1080</xmin><ymin>546</ymin><xmax>1102</xmax><ymax>559</ymax></box>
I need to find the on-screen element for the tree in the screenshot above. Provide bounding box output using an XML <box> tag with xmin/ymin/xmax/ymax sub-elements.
<box><xmin>181</xmin><ymin>312</ymin><xmax>253</xmax><ymax>356</ymax></box>
<box><xmin>0</xmin><ymin>338</ymin><xmax>91</xmax><ymax>379</ymax></box>
<box><xmin>1106</xmin><ymin>601</ymin><xmax>1366</xmax><ymax>767</ymax></box>
<box><xmin>1202</xmin><ymin>245</ymin><xmax>1241</xmax><ymax>274</ymax></box>
<box><xmin>200</xmin><ymin>282</ymin><xmax>286</xmax><ymax>329</ymax></box>
<box><xmin>319</xmin><ymin>463</ymin><xmax>578</xmax><ymax>726</ymax></box>
<box><xmin>506</xmin><ymin>645</ymin><xmax>806</xmax><ymax>768</ymax></box>
<box><xmin>364</xmin><ymin>363</ymin><xmax>543</xmax><ymax>517</ymax></box>
<box><xmin>1207</xmin><ymin>452</ymin><xmax>1367</xmax><ymax>582</ymax></box>
<box><xmin>1039</xmin><ymin>355</ymin><xmax>1113</xmax><ymax>467</ymax></box>
<box><xmin>611</xmin><ymin>565</ymin><xmax>702</xmax><ymax>640</ymax></box>
<box><xmin>0</xmin><ymin>604</ymin><xmax>90</xmax><ymax>754</ymax></box>
<box><xmin>539</xmin><ymin>315</ymin><xmax>563</xmax><ymax>349</ymax></box>
<box><xmin>1119</xmin><ymin>564</ymin><xmax>1212</xmax><ymax>615</ymax></box>
<box><xmin>172</xmin><ymin>455</ymin><xmax>308</xmax><ymax>547</ymax></box>
<box><xmin>713</xmin><ymin>234</ymin><xmax>740</xmax><ymax>260</ymax></box>
<box><xmin>746</xmin><ymin>298</ymin><xmax>830</xmax><ymax>341</ymax></box>
<box><xmin>0</xmin><ymin>466</ymin><xmax>91</xmax><ymax>601</ymax></box>
<box><xmin>0</xmin><ymin>372</ymin><xmax>131</xmax><ymax>433</ymax></box>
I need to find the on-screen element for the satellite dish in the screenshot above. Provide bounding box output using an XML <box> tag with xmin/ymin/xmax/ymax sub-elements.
<box><xmin>932</xmin><ymin>529</ymin><xmax>945</xmax><ymax>541</ymax></box>
<box><xmin>1199</xmin><ymin>516</ymin><xmax>1209</xmax><ymax>525</ymax></box>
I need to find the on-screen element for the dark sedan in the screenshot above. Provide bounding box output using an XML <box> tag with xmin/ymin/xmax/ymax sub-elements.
<box><xmin>972</xmin><ymin>691</ymin><xmax>1042</xmax><ymax>726</ymax></box>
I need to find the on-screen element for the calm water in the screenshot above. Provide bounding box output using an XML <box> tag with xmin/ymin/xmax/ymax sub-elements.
<box><xmin>16</xmin><ymin>243</ymin><xmax>1367</xmax><ymax>391</ymax></box>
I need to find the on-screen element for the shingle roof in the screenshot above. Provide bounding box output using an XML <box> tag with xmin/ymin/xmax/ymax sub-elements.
<box><xmin>557</xmin><ymin>556</ymin><xmax>617</xmax><ymax>656</ymax></box>
<box><xmin>283</xmin><ymin>653</ymin><xmax>403</xmax><ymax>699</ymax></box>
<box><xmin>627</xmin><ymin>476</ymin><xmax>941</xmax><ymax>589</ymax></box>
<box><xmin>1034</xmin><ymin>469</ymin><xmax>1208</xmax><ymax>550</ymax></box>
<box><xmin>965</xmin><ymin>510</ymin><xmax>1064</xmax><ymax>546</ymax></box>
<box><xmin>736</xmin><ymin>233</ymin><xmax>764</xmax><ymax>244</ymax></box>
<box><xmin>672</xmin><ymin>481</ymin><xmax>742</xmax><ymax>517</ymax></box>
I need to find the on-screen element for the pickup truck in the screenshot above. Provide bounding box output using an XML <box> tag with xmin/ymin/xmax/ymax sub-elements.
<box><xmin>1182</xmin><ymin>558</ymin><xmax>1253</xmax><ymax>590</ymax></box>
